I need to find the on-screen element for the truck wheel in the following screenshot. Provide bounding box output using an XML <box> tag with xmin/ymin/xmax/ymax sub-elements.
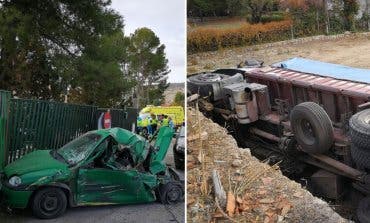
<box><xmin>187</xmin><ymin>73</ymin><xmax>243</xmax><ymax>101</ymax></box>
<box><xmin>351</xmin><ymin>145</ymin><xmax>370</xmax><ymax>169</ymax></box>
<box><xmin>174</xmin><ymin>151</ymin><xmax>184</xmax><ymax>170</ymax></box>
<box><xmin>357</xmin><ymin>197</ymin><xmax>370</xmax><ymax>223</ymax></box>
<box><xmin>31</xmin><ymin>187</ymin><xmax>67</xmax><ymax>219</ymax></box>
<box><xmin>350</xmin><ymin>109</ymin><xmax>370</xmax><ymax>149</ymax></box>
<box><xmin>290</xmin><ymin>102</ymin><xmax>333</xmax><ymax>154</ymax></box>
<box><xmin>159</xmin><ymin>182</ymin><xmax>183</xmax><ymax>204</ymax></box>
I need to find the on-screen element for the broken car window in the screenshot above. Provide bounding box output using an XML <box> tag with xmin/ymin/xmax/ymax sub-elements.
<box><xmin>57</xmin><ymin>133</ymin><xmax>102</xmax><ymax>165</ymax></box>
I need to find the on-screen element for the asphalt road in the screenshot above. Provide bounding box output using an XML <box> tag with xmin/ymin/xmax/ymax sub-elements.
<box><xmin>0</xmin><ymin>140</ymin><xmax>185</xmax><ymax>223</ymax></box>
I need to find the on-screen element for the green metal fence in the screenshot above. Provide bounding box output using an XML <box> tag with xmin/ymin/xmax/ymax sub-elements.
<box><xmin>0</xmin><ymin>91</ymin><xmax>11</xmax><ymax>170</ymax></box>
<box><xmin>7</xmin><ymin>99</ymin><xmax>98</xmax><ymax>163</ymax></box>
<box><xmin>0</xmin><ymin>93</ymin><xmax>138</xmax><ymax>164</ymax></box>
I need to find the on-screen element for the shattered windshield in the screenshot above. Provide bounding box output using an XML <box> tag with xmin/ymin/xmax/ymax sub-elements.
<box><xmin>57</xmin><ymin>133</ymin><xmax>102</xmax><ymax>165</ymax></box>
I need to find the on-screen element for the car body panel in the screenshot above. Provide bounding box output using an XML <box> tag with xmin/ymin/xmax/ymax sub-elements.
<box><xmin>149</xmin><ymin>127</ymin><xmax>174</xmax><ymax>174</ymax></box>
<box><xmin>1</xmin><ymin>185</ymin><xmax>32</xmax><ymax>208</ymax></box>
<box><xmin>108</xmin><ymin>128</ymin><xmax>150</xmax><ymax>164</ymax></box>
<box><xmin>0</xmin><ymin>127</ymin><xmax>175</xmax><ymax>209</ymax></box>
<box><xmin>4</xmin><ymin>150</ymin><xmax>68</xmax><ymax>177</ymax></box>
<box><xmin>175</xmin><ymin>127</ymin><xmax>185</xmax><ymax>154</ymax></box>
<box><xmin>76</xmin><ymin>168</ymin><xmax>156</xmax><ymax>205</ymax></box>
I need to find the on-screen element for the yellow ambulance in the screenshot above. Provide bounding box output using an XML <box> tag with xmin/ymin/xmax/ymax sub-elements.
<box><xmin>138</xmin><ymin>105</ymin><xmax>184</xmax><ymax>127</ymax></box>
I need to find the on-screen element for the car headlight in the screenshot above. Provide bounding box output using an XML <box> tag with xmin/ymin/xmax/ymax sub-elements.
<box><xmin>9</xmin><ymin>176</ymin><xmax>22</xmax><ymax>187</ymax></box>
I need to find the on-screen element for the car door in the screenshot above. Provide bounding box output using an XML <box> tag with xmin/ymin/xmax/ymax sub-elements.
<box><xmin>76</xmin><ymin>168</ymin><xmax>156</xmax><ymax>205</ymax></box>
<box><xmin>149</xmin><ymin>127</ymin><xmax>174</xmax><ymax>174</ymax></box>
<box><xmin>76</xmin><ymin>137</ymin><xmax>157</xmax><ymax>205</ymax></box>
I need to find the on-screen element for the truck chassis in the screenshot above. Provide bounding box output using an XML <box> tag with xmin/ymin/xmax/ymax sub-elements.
<box><xmin>188</xmin><ymin>62</ymin><xmax>370</xmax><ymax>222</ymax></box>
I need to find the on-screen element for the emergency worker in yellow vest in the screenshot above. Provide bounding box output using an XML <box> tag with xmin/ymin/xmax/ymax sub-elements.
<box><xmin>150</xmin><ymin>113</ymin><xmax>158</xmax><ymax>132</ymax></box>
<box><xmin>161</xmin><ymin>115</ymin><xmax>169</xmax><ymax>127</ymax></box>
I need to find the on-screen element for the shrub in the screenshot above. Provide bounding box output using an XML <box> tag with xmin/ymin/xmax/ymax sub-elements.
<box><xmin>187</xmin><ymin>20</ymin><xmax>293</xmax><ymax>53</ymax></box>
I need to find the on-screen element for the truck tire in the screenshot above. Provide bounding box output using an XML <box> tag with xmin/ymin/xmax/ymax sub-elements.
<box><xmin>290</xmin><ymin>102</ymin><xmax>334</xmax><ymax>154</ymax></box>
<box><xmin>31</xmin><ymin>187</ymin><xmax>67</xmax><ymax>219</ymax></box>
<box><xmin>357</xmin><ymin>196</ymin><xmax>370</xmax><ymax>223</ymax></box>
<box><xmin>351</xmin><ymin>145</ymin><xmax>370</xmax><ymax>169</ymax></box>
<box><xmin>350</xmin><ymin>109</ymin><xmax>370</xmax><ymax>149</ymax></box>
<box><xmin>187</xmin><ymin>73</ymin><xmax>243</xmax><ymax>101</ymax></box>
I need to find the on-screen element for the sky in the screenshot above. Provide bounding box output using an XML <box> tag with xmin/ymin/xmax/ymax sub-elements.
<box><xmin>110</xmin><ymin>0</ymin><xmax>186</xmax><ymax>83</ymax></box>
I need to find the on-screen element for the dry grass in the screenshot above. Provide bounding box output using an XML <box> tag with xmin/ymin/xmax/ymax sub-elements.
<box><xmin>187</xmin><ymin>20</ymin><xmax>293</xmax><ymax>53</ymax></box>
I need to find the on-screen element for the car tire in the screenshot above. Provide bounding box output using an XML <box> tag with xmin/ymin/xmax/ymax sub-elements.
<box><xmin>173</xmin><ymin>150</ymin><xmax>184</xmax><ymax>170</ymax></box>
<box><xmin>158</xmin><ymin>182</ymin><xmax>183</xmax><ymax>204</ymax></box>
<box><xmin>31</xmin><ymin>187</ymin><xmax>67</xmax><ymax>219</ymax></box>
<box><xmin>351</xmin><ymin>145</ymin><xmax>370</xmax><ymax>169</ymax></box>
<box><xmin>290</xmin><ymin>102</ymin><xmax>333</xmax><ymax>154</ymax></box>
<box><xmin>357</xmin><ymin>196</ymin><xmax>370</xmax><ymax>223</ymax></box>
<box><xmin>350</xmin><ymin>109</ymin><xmax>370</xmax><ymax>150</ymax></box>
<box><xmin>141</xmin><ymin>127</ymin><xmax>148</xmax><ymax>137</ymax></box>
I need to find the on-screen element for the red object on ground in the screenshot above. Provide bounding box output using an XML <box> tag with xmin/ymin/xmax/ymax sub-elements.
<box><xmin>103</xmin><ymin>111</ymin><xmax>112</xmax><ymax>129</ymax></box>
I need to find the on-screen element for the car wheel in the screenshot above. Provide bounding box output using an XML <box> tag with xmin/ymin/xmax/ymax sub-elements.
<box><xmin>290</xmin><ymin>102</ymin><xmax>333</xmax><ymax>154</ymax></box>
<box><xmin>350</xmin><ymin>109</ymin><xmax>370</xmax><ymax>149</ymax></box>
<box><xmin>159</xmin><ymin>182</ymin><xmax>183</xmax><ymax>204</ymax></box>
<box><xmin>357</xmin><ymin>196</ymin><xmax>370</xmax><ymax>223</ymax></box>
<box><xmin>31</xmin><ymin>187</ymin><xmax>67</xmax><ymax>219</ymax></box>
<box><xmin>174</xmin><ymin>150</ymin><xmax>184</xmax><ymax>170</ymax></box>
<box><xmin>141</xmin><ymin>127</ymin><xmax>148</xmax><ymax>137</ymax></box>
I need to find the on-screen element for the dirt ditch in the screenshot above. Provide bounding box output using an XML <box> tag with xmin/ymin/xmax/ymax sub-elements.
<box><xmin>187</xmin><ymin>107</ymin><xmax>348</xmax><ymax>223</ymax></box>
<box><xmin>185</xmin><ymin>34</ymin><xmax>370</xmax><ymax>222</ymax></box>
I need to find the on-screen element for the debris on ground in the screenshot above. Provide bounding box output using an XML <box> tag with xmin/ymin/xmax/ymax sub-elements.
<box><xmin>187</xmin><ymin>107</ymin><xmax>348</xmax><ymax>223</ymax></box>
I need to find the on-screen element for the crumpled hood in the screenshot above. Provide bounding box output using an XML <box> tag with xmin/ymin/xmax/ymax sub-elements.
<box><xmin>4</xmin><ymin>150</ymin><xmax>68</xmax><ymax>177</ymax></box>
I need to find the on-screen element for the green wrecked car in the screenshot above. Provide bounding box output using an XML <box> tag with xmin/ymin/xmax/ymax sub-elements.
<box><xmin>0</xmin><ymin>126</ymin><xmax>183</xmax><ymax>219</ymax></box>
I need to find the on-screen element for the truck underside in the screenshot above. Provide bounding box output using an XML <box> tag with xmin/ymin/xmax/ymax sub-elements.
<box><xmin>187</xmin><ymin>59</ymin><xmax>370</xmax><ymax>222</ymax></box>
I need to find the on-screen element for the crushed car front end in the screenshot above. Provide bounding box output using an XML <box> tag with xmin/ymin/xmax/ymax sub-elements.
<box><xmin>0</xmin><ymin>149</ymin><xmax>71</xmax><ymax>209</ymax></box>
<box><xmin>0</xmin><ymin>174</ymin><xmax>33</xmax><ymax>208</ymax></box>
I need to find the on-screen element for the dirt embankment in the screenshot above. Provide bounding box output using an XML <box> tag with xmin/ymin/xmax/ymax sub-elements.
<box><xmin>164</xmin><ymin>83</ymin><xmax>184</xmax><ymax>105</ymax></box>
<box><xmin>187</xmin><ymin>108</ymin><xmax>347</xmax><ymax>223</ymax></box>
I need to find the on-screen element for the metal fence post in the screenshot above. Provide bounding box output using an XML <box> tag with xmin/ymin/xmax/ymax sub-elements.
<box><xmin>0</xmin><ymin>90</ymin><xmax>11</xmax><ymax>171</ymax></box>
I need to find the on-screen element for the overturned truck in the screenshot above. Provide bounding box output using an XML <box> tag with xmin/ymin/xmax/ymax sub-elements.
<box><xmin>188</xmin><ymin>58</ymin><xmax>370</xmax><ymax>222</ymax></box>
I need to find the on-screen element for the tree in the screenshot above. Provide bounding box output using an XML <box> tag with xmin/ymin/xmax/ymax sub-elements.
<box><xmin>243</xmin><ymin>0</ymin><xmax>275</xmax><ymax>23</ymax></box>
<box><xmin>147</xmin><ymin>82</ymin><xmax>169</xmax><ymax>106</ymax></box>
<box><xmin>0</xmin><ymin>0</ymin><xmax>132</xmax><ymax>106</ymax></box>
<box><xmin>71</xmin><ymin>32</ymin><xmax>135</xmax><ymax>107</ymax></box>
<box><xmin>127</xmin><ymin>28</ymin><xmax>170</xmax><ymax>109</ymax></box>
<box><xmin>188</xmin><ymin>0</ymin><xmax>229</xmax><ymax>17</ymax></box>
<box><xmin>172</xmin><ymin>91</ymin><xmax>185</xmax><ymax>107</ymax></box>
<box><xmin>225</xmin><ymin>0</ymin><xmax>244</xmax><ymax>16</ymax></box>
<box><xmin>188</xmin><ymin>0</ymin><xmax>214</xmax><ymax>17</ymax></box>
<box><xmin>343</xmin><ymin>0</ymin><xmax>359</xmax><ymax>31</ymax></box>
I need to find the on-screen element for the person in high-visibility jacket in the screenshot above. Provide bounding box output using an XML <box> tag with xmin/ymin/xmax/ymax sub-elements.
<box><xmin>136</xmin><ymin>117</ymin><xmax>143</xmax><ymax>133</ymax></box>
<box><xmin>161</xmin><ymin>115</ymin><xmax>169</xmax><ymax>127</ymax></box>
<box><xmin>168</xmin><ymin>116</ymin><xmax>174</xmax><ymax>129</ymax></box>
<box><xmin>150</xmin><ymin>114</ymin><xmax>158</xmax><ymax>132</ymax></box>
